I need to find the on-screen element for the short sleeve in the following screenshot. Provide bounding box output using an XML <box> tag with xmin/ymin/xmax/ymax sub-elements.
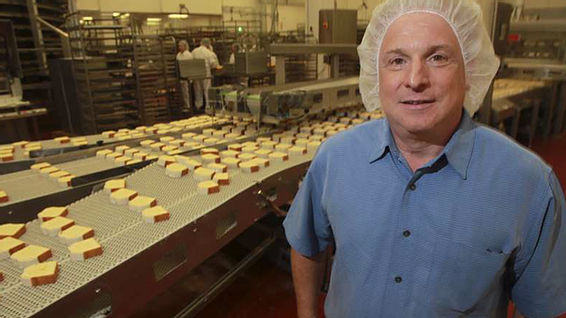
<box><xmin>283</xmin><ymin>153</ymin><xmax>333</xmax><ymax>257</ymax></box>
<box><xmin>511</xmin><ymin>171</ymin><xmax>566</xmax><ymax>317</ymax></box>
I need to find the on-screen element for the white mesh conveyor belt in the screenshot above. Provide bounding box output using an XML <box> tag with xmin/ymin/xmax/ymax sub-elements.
<box><xmin>0</xmin><ymin>149</ymin><xmax>314</xmax><ymax>318</ymax></box>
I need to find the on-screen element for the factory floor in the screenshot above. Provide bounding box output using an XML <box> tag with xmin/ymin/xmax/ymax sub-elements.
<box><xmin>132</xmin><ymin>132</ymin><xmax>566</xmax><ymax>318</ymax></box>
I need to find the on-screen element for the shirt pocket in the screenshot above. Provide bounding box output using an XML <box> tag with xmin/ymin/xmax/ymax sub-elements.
<box><xmin>427</xmin><ymin>236</ymin><xmax>509</xmax><ymax>316</ymax></box>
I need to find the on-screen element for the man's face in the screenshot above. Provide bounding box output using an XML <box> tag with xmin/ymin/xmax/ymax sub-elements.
<box><xmin>178</xmin><ymin>43</ymin><xmax>187</xmax><ymax>52</ymax></box>
<box><xmin>378</xmin><ymin>13</ymin><xmax>467</xmax><ymax>136</ymax></box>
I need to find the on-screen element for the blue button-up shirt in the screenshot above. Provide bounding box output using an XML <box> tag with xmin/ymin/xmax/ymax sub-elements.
<box><xmin>283</xmin><ymin>111</ymin><xmax>566</xmax><ymax>318</ymax></box>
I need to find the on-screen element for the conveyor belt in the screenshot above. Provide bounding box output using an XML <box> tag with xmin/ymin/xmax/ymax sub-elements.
<box><xmin>0</xmin><ymin>142</ymin><xmax>316</xmax><ymax>318</ymax></box>
<box><xmin>0</xmin><ymin>119</ymin><xmax>238</xmax><ymax>208</ymax></box>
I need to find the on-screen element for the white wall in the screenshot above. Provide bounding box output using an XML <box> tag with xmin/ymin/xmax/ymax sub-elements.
<box><xmin>76</xmin><ymin>0</ymin><xmax>223</xmax><ymax>15</ymax></box>
<box><xmin>276</xmin><ymin>5</ymin><xmax>306</xmax><ymax>31</ymax></box>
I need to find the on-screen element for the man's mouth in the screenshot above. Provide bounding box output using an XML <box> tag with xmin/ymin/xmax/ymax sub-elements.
<box><xmin>401</xmin><ymin>100</ymin><xmax>435</xmax><ymax>105</ymax></box>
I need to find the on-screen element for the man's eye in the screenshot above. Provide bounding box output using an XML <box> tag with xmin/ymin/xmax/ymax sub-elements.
<box><xmin>430</xmin><ymin>54</ymin><xmax>447</xmax><ymax>62</ymax></box>
<box><xmin>390</xmin><ymin>58</ymin><xmax>405</xmax><ymax>65</ymax></box>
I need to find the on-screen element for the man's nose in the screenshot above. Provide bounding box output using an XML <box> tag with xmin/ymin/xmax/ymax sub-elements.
<box><xmin>405</xmin><ymin>60</ymin><xmax>430</xmax><ymax>92</ymax></box>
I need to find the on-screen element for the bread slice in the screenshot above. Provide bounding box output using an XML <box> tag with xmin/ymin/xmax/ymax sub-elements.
<box><xmin>102</xmin><ymin>130</ymin><xmax>116</xmax><ymax>138</ymax></box>
<box><xmin>194</xmin><ymin>167</ymin><xmax>215</xmax><ymax>181</ymax></box>
<box><xmin>208</xmin><ymin>163</ymin><xmax>227</xmax><ymax>174</ymax></box>
<box><xmin>227</xmin><ymin>143</ymin><xmax>243</xmax><ymax>151</ymax></box>
<box><xmin>182</xmin><ymin>132</ymin><xmax>197</xmax><ymax>141</ymax></box>
<box><xmin>162</xmin><ymin>145</ymin><xmax>178</xmax><ymax>153</ymax></box>
<box><xmin>58</xmin><ymin>225</ymin><xmax>95</xmax><ymax>245</ymax></box>
<box><xmin>213</xmin><ymin>131</ymin><xmax>227</xmax><ymax>138</ymax></box>
<box><xmin>240</xmin><ymin>161</ymin><xmax>260</xmax><ymax>173</ymax></box>
<box><xmin>288</xmin><ymin>146</ymin><xmax>307</xmax><ymax>157</ymax></box>
<box><xmin>114</xmin><ymin>156</ymin><xmax>132</xmax><ymax>166</ymax></box>
<box><xmin>21</xmin><ymin>261</ymin><xmax>59</xmax><ymax>287</ymax></box>
<box><xmin>124</xmin><ymin>148</ymin><xmax>140</xmax><ymax>157</ymax></box>
<box><xmin>222</xmin><ymin>157</ymin><xmax>241</xmax><ymax>169</ymax></box>
<box><xmin>11</xmin><ymin>245</ymin><xmax>52</xmax><ymax>268</ymax></box>
<box><xmin>96</xmin><ymin>149</ymin><xmax>113</xmax><ymax>159</ymax></box>
<box><xmin>204</xmin><ymin>138</ymin><xmax>219</xmax><ymax>146</ymax></box>
<box><xmin>128</xmin><ymin>196</ymin><xmax>157</xmax><ymax>212</ymax></box>
<box><xmin>307</xmin><ymin>141</ymin><xmax>322</xmax><ymax>152</ymax></box>
<box><xmin>69</xmin><ymin>238</ymin><xmax>103</xmax><ymax>261</ymax></box>
<box><xmin>110</xmin><ymin>188</ymin><xmax>138</xmax><ymax>205</ymax></box>
<box><xmin>0</xmin><ymin>237</ymin><xmax>26</xmax><ymax>259</ymax></box>
<box><xmin>220</xmin><ymin>150</ymin><xmax>240</xmax><ymax>158</ymax></box>
<box><xmin>54</xmin><ymin>136</ymin><xmax>70</xmax><ymax>144</ymax></box>
<box><xmin>280</xmin><ymin>136</ymin><xmax>296</xmax><ymax>145</ymax></box>
<box><xmin>142</xmin><ymin>206</ymin><xmax>170</xmax><ymax>224</ymax></box>
<box><xmin>197</xmin><ymin>180</ymin><xmax>220</xmax><ymax>195</ymax></box>
<box><xmin>0</xmin><ymin>223</ymin><xmax>26</xmax><ymax>239</ymax></box>
<box><xmin>0</xmin><ymin>190</ymin><xmax>8</xmax><ymax>203</ymax></box>
<box><xmin>31</xmin><ymin>162</ymin><xmax>51</xmax><ymax>171</ymax></box>
<box><xmin>254</xmin><ymin>149</ymin><xmax>272</xmax><ymax>158</ymax></box>
<box><xmin>202</xmin><ymin>128</ymin><xmax>216</xmax><ymax>136</ymax></box>
<box><xmin>104</xmin><ymin>179</ymin><xmax>126</xmax><ymax>193</ymax></box>
<box><xmin>114</xmin><ymin>145</ymin><xmax>130</xmax><ymax>154</ymax></box>
<box><xmin>159</xmin><ymin>136</ymin><xmax>175</xmax><ymax>143</ymax></box>
<box><xmin>201</xmin><ymin>148</ymin><xmax>219</xmax><ymax>156</ymax></box>
<box><xmin>251</xmin><ymin>158</ymin><xmax>270</xmax><ymax>168</ymax></box>
<box><xmin>183</xmin><ymin>142</ymin><xmax>201</xmax><ymax>149</ymax></box>
<box><xmin>1</xmin><ymin>153</ymin><xmax>15</xmax><ymax>162</ymax></box>
<box><xmin>140</xmin><ymin>139</ymin><xmax>155</xmax><ymax>148</ymax></box>
<box><xmin>37</xmin><ymin>206</ymin><xmax>68</xmax><ymax>223</ymax></box>
<box><xmin>58</xmin><ymin>175</ymin><xmax>75</xmax><ymax>188</ymax></box>
<box><xmin>238</xmin><ymin>153</ymin><xmax>257</xmax><ymax>161</ymax></box>
<box><xmin>105</xmin><ymin>152</ymin><xmax>123</xmax><ymax>161</ymax></box>
<box><xmin>49</xmin><ymin>170</ymin><xmax>71</xmax><ymax>180</ymax></box>
<box><xmin>133</xmin><ymin>151</ymin><xmax>149</xmax><ymax>160</ymax></box>
<box><xmin>294</xmin><ymin>139</ymin><xmax>309</xmax><ymax>147</ymax></box>
<box><xmin>169</xmin><ymin>139</ymin><xmax>185</xmax><ymax>147</ymax></box>
<box><xmin>213</xmin><ymin>173</ymin><xmax>230</xmax><ymax>186</ymax></box>
<box><xmin>275</xmin><ymin>144</ymin><xmax>293</xmax><ymax>152</ymax></box>
<box><xmin>150</xmin><ymin>142</ymin><xmax>166</xmax><ymax>151</ymax></box>
<box><xmin>261</xmin><ymin>141</ymin><xmax>278</xmax><ymax>150</ymax></box>
<box><xmin>241</xmin><ymin>146</ymin><xmax>259</xmax><ymax>154</ymax></box>
<box><xmin>166</xmin><ymin>163</ymin><xmax>189</xmax><ymax>178</ymax></box>
<box><xmin>40</xmin><ymin>217</ymin><xmax>75</xmax><ymax>237</ymax></box>
<box><xmin>157</xmin><ymin>155</ymin><xmax>176</xmax><ymax>167</ymax></box>
<box><xmin>268</xmin><ymin>152</ymin><xmax>289</xmax><ymax>162</ymax></box>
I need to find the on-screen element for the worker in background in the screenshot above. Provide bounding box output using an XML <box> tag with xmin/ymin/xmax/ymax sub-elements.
<box><xmin>229</xmin><ymin>43</ymin><xmax>241</xmax><ymax>64</ymax></box>
<box><xmin>228</xmin><ymin>43</ymin><xmax>248</xmax><ymax>87</ymax></box>
<box><xmin>176</xmin><ymin>40</ymin><xmax>193</xmax><ymax>112</ymax></box>
<box><xmin>283</xmin><ymin>0</ymin><xmax>566</xmax><ymax>317</ymax></box>
<box><xmin>191</xmin><ymin>38</ymin><xmax>219</xmax><ymax>111</ymax></box>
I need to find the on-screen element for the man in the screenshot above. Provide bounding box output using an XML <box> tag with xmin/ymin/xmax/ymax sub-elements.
<box><xmin>176</xmin><ymin>40</ymin><xmax>193</xmax><ymax>111</ymax></box>
<box><xmin>283</xmin><ymin>0</ymin><xmax>566</xmax><ymax>317</ymax></box>
<box><xmin>191</xmin><ymin>38</ymin><xmax>219</xmax><ymax>110</ymax></box>
<box><xmin>229</xmin><ymin>43</ymin><xmax>241</xmax><ymax>64</ymax></box>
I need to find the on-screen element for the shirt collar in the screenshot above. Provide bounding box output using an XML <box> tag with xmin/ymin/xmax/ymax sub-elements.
<box><xmin>369</xmin><ymin>110</ymin><xmax>477</xmax><ymax>180</ymax></box>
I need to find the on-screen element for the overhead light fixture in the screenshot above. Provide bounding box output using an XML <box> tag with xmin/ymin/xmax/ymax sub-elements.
<box><xmin>121</xmin><ymin>13</ymin><xmax>130</xmax><ymax>18</ymax></box>
<box><xmin>112</xmin><ymin>12</ymin><xmax>120</xmax><ymax>17</ymax></box>
<box><xmin>147</xmin><ymin>18</ymin><xmax>162</xmax><ymax>22</ymax></box>
<box><xmin>82</xmin><ymin>16</ymin><xmax>93</xmax><ymax>21</ymax></box>
<box><xmin>147</xmin><ymin>21</ymin><xmax>161</xmax><ymax>26</ymax></box>
<box><xmin>168</xmin><ymin>14</ymin><xmax>188</xmax><ymax>19</ymax></box>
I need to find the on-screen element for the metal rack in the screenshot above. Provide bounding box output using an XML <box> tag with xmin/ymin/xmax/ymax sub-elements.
<box><xmin>133</xmin><ymin>35</ymin><xmax>178</xmax><ymax>125</ymax></box>
<box><xmin>67</xmin><ymin>14</ymin><xmax>139</xmax><ymax>133</ymax></box>
<box><xmin>0</xmin><ymin>0</ymin><xmax>67</xmax><ymax>124</ymax></box>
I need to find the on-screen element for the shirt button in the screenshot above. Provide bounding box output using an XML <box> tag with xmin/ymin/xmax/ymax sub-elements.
<box><xmin>409</xmin><ymin>184</ymin><xmax>416</xmax><ymax>191</ymax></box>
<box><xmin>403</xmin><ymin>230</ymin><xmax>411</xmax><ymax>237</ymax></box>
<box><xmin>395</xmin><ymin>276</ymin><xmax>403</xmax><ymax>283</ymax></box>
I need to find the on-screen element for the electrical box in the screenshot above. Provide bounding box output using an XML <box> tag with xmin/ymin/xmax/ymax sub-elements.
<box><xmin>319</xmin><ymin>10</ymin><xmax>357</xmax><ymax>44</ymax></box>
<box><xmin>235</xmin><ymin>51</ymin><xmax>267</xmax><ymax>75</ymax></box>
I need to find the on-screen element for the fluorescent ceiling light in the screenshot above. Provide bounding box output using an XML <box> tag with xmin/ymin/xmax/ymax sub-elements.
<box><xmin>82</xmin><ymin>16</ymin><xmax>93</xmax><ymax>21</ymax></box>
<box><xmin>112</xmin><ymin>12</ymin><xmax>120</xmax><ymax>17</ymax></box>
<box><xmin>147</xmin><ymin>22</ymin><xmax>161</xmax><ymax>26</ymax></box>
<box><xmin>168</xmin><ymin>14</ymin><xmax>188</xmax><ymax>19</ymax></box>
<box><xmin>147</xmin><ymin>18</ymin><xmax>162</xmax><ymax>22</ymax></box>
<box><xmin>121</xmin><ymin>13</ymin><xmax>130</xmax><ymax>18</ymax></box>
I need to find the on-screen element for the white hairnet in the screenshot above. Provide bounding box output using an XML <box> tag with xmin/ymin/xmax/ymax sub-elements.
<box><xmin>357</xmin><ymin>0</ymin><xmax>500</xmax><ymax>115</ymax></box>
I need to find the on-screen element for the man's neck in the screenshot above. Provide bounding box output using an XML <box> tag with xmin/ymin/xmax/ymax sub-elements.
<box><xmin>391</xmin><ymin>113</ymin><xmax>462</xmax><ymax>172</ymax></box>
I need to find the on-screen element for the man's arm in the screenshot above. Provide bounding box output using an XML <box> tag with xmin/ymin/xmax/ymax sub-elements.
<box><xmin>291</xmin><ymin>248</ymin><xmax>325</xmax><ymax>318</ymax></box>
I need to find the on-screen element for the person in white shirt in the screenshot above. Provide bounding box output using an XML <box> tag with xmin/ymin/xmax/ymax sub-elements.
<box><xmin>176</xmin><ymin>40</ymin><xmax>193</xmax><ymax>111</ymax></box>
<box><xmin>228</xmin><ymin>43</ymin><xmax>241</xmax><ymax>64</ymax></box>
<box><xmin>191</xmin><ymin>38</ymin><xmax>219</xmax><ymax>110</ymax></box>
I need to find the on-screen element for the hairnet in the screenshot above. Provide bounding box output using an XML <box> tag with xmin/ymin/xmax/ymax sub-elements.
<box><xmin>178</xmin><ymin>40</ymin><xmax>188</xmax><ymax>47</ymax></box>
<box><xmin>201</xmin><ymin>38</ymin><xmax>211</xmax><ymax>47</ymax></box>
<box><xmin>357</xmin><ymin>0</ymin><xmax>500</xmax><ymax>115</ymax></box>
